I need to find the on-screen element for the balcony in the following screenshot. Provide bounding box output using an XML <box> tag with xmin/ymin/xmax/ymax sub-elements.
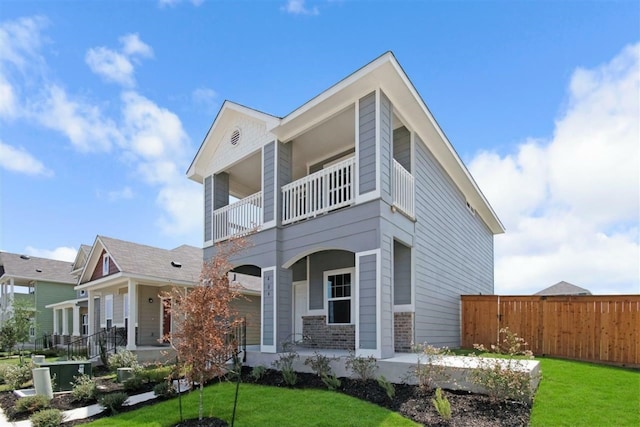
<box><xmin>213</xmin><ymin>191</ymin><xmax>263</xmax><ymax>242</ymax></box>
<box><xmin>282</xmin><ymin>157</ymin><xmax>356</xmax><ymax>225</ymax></box>
<box><xmin>392</xmin><ymin>159</ymin><xmax>415</xmax><ymax>218</ymax></box>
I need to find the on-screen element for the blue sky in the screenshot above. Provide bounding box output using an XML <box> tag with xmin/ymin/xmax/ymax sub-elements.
<box><xmin>0</xmin><ymin>0</ymin><xmax>638</xmax><ymax>295</ymax></box>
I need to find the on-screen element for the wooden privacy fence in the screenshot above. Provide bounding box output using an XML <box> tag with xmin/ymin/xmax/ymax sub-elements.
<box><xmin>461</xmin><ymin>295</ymin><xmax>640</xmax><ymax>366</ymax></box>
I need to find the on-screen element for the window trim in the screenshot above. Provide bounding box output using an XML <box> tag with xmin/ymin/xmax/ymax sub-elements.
<box><xmin>105</xmin><ymin>294</ymin><xmax>113</xmax><ymax>328</ymax></box>
<box><xmin>102</xmin><ymin>254</ymin><xmax>110</xmax><ymax>276</ymax></box>
<box><xmin>324</xmin><ymin>268</ymin><xmax>355</xmax><ymax>325</ymax></box>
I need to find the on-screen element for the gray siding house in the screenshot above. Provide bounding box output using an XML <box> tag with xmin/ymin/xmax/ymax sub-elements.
<box><xmin>188</xmin><ymin>52</ymin><xmax>504</xmax><ymax>359</ymax></box>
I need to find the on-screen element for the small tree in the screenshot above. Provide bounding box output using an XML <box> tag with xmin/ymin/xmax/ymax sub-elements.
<box><xmin>1</xmin><ymin>299</ymin><xmax>35</xmax><ymax>357</ymax></box>
<box><xmin>162</xmin><ymin>237</ymin><xmax>248</xmax><ymax>422</ymax></box>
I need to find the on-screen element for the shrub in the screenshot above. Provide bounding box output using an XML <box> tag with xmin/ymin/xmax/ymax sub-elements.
<box><xmin>470</xmin><ymin>328</ymin><xmax>537</xmax><ymax>404</ymax></box>
<box><xmin>413</xmin><ymin>343</ymin><xmax>453</xmax><ymax>391</ymax></box>
<box><xmin>99</xmin><ymin>392</ymin><xmax>128</xmax><ymax>415</ymax></box>
<box><xmin>71</xmin><ymin>374</ymin><xmax>97</xmax><ymax>402</ymax></box>
<box><xmin>321</xmin><ymin>373</ymin><xmax>341</xmax><ymax>391</ymax></box>
<box><xmin>123</xmin><ymin>376</ymin><xmax>145</xmax><ymax>392</ymax></box>
<box><xmin>108</xmin><ymin>350</ymin><xmax>139</xmax><ymax>371</ymax></box>
<box><xmin>0</xmin><ymin>363</ymin><xmax>9</xmax><ymax>384</ymax></box>
<box><xmin>153</xmin><ymin>381</ymin><xmax>176</xmax><ymax>399</ymax></box>
<box><xmin>377</xmin><ymin>375</ymin><xmax>395</xmax><ymax>399</ymax></box>
<box><xmin>345</xmin><ymin>352</ymin><xmax>378</xmax><ymax>381</ymax></box>
<box><xmin>5</xmin><ymin>363</ymin><xmax>33</xmax><ymax>389</ymax></box>
<box><xmin>250</xmin><ymin>365</ymin><xmax>267</xmax><ymax>381</ymax></box>
<box><xmin>432</xmin><ymin>388</ymin><xmax>452</xmax><ymax>421</ymax></box>
<box><xmin>14</xmin><ymin>394</ymin><xmax>51</xmax><ymax>414</ymax></box>
<box><xmin>141</xmin><ymin>366</ymin><xmax>173</xmax><ymax>383</ymax></box>
<box><xmin>304</xmin><ymin>351</ymin><xmax>336</xmax><ymax>377</ymax></box>
<box><xmin>281</xmin><ymin>368</ymin><xmax>297</xmax><ymax>386</ymax></box>
<box><xmin>469</xmin><ymin>357</ymin><xmax>534</xmax><ymax>403</ymax></box>
<box><xmin>30</xmin><ymin>408</ymin><xmax>64</xmax><ymax>427</ymax></box>
<box><xmin>272</xmin><ymin>342</ymin><xmax>299</xmax><ymax>387</ymax></box>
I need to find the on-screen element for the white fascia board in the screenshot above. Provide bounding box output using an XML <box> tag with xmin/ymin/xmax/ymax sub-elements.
<box><xmin>75</xmin><ymin>273</ymin><xmax>195</xmax><ymax>292</ymax></box>
<box><xmin>45</xmin><ymin>298</ymin><xmax>88</xmax><ymax>309</ymax></box>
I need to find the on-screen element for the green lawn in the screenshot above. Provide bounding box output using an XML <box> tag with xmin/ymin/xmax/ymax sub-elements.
<box><xmin>531</xmin><ymin>357</ymin><xmax>640</xmax><ymax>426</ymax></box>
<box><xmin>85</xmin><ymin>382</ymin><xmax>419</xmax><ymax>427</ymax></box>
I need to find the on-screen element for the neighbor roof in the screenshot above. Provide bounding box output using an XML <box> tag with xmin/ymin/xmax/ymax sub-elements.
<box><xmin>0</xmin><ymin>252</ymin><xmax>75</xmax><ymax>284</ymax></box>
<box><xmin>84</xmin><ymin>236</ymin><xmax>204</xmax><ymax>285</ymax></box>
<box><xmin>535</xmin><ymin>281</ymin><xmax>592</xmax><ymax>296</ymax></box>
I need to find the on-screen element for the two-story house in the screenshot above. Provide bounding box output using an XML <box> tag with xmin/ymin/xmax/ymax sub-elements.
<box><xmin>188</xmin><ymin>52</ymin><xmax>504</xmax><ymax>359</ymax></box>
<box><xmin>0</xmin><ymin>252</ymin><xmax>76</xmax><ymax>344</ymax></box>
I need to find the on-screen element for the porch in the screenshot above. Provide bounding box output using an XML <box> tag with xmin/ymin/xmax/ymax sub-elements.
<box><xmin>245</xmin><ymin>346</ymin><xmax>541</xmax><ymax>397</ymax></box>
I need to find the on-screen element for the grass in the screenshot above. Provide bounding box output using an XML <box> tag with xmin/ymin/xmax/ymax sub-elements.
<box><xmin>84</xmin><ymin>382</ymin><xmax>419</xmax><ymax>427</ymax></box>
<box><xmin>531</xmin><ymin>357</ymin><xmax>640</xmax><ymax>426</ymax></box>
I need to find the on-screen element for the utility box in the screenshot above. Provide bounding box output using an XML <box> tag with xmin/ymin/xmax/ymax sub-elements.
<box><xmin>36</xmin><ymin>361</ymin><xmax>92</xmax><ymax>392</ymax></box>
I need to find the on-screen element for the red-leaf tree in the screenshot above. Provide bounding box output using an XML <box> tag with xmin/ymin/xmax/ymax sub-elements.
<box><xmin>161</xmin><ymin>237</ymin><xmax>249</xmax><ymax>421</ymax></box>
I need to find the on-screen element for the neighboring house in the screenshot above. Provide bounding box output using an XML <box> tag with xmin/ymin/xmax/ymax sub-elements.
<box><xmin>187</xmin><ymin>51</ymin><xmax>505</xmax><ymax>359</ymax></box>
<box><xmin>45</xmin><ymin>244</ymin><xmax>92</xmax><ymax>345</ymax></box>
<box><xmin>71</xmin><ymin>236</ymin><xmax>261</xmax><ymax>360</ymax></box>
<box><xmin>535</xmin><ymin>281</ymin><xmax>592</xmax><ymax>296</ymax></box>
<box><xmin>0</xmin><ymin>252</ymin><xmax>76</xmax><ymax>343</ymax></box>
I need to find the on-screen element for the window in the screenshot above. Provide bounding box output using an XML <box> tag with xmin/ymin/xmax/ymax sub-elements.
<box><xmin>325</xmin><ymin>269</ymin><xmax>354</xmax><ymax>324</ymax></box>
<box><xmin>102</xmin><ymin>254</ymin><xmax>110</xmax><ymax>276</ymax></box>
<box><xmin>81</xmin><ymin>314</ymin><xmax>88</xmax><ymax>335</ymax></box>
<box><xmin>105</xmin><ymin>294</ymin><xmax>113</xmax><ymax>328</ymax></box>
<box><xmin>29</xmin><ymin>318</ymin><xmax>35</xmax><ymax>338</ymax></box>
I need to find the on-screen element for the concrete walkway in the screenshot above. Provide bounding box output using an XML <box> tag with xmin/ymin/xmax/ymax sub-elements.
<box><xmin>0</xmin><ymin>390</ymin><xmax>157</xmax><ymax>427</ymax></box>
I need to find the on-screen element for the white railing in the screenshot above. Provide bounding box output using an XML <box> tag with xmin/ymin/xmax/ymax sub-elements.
<box><xmin>392</xmin><ymin>159</ymin><xmax>415</xmax><ymax>218</ymax></box>
<box><xmin>213</xmin><ymin>191</ymin><xmax>263</xmax><ymax>242</ymax></box>
<box><xmin>282</xmin><ymin>157</ymin><xmax>356</xmax><ymax>225</ymax></box>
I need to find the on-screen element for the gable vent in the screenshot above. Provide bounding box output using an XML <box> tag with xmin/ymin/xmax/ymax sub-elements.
<box><xmin>230</xmin><ymin>129</ymin><xmax>241</xmax><ymax>146</ymax></box>
<box><xmin>171</xmin><ymin>261</ymin><xmax>182</xmax><ymax>268</ymax></box>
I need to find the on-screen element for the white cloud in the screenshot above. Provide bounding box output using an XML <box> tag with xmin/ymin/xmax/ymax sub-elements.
<box><xmin>158</xmin><ymin>0</ymin><xmax>204</xmax><ymax>7</ymax></box>
<box><xmin>282</xmin><ymin>0</ymin><xmax>319</xmax><ymax>15</ymax></box>
<box><xmin>86</xmin><ymin>47</ymin><xmax>135</xmax><ymax>87</ymax></box>
<box><xmin>119</xmin><ymin>34</ymin><xmax>153</xmax><ymax>59</ymax></box>
<box><xmin>192</xmin><ymin>87</ymin><xmax>217</xmax><ymax>105</ymax></box>
<box><xmin>24</xmin><ymin>246</ymin><xmax>77</xmax><ymax>262</ymax></box>
<box><xmin>0</xmin><ymin>140</ymin><xmax>53</xmax><ymax>176</ymax></box>
<box><xmin>107</xmin><ymin>186</ymin><xmax>134</xmax><ymax>202</ymax></box>
<box><xmin>35</xmin><ymin>85</ymin><xmax>121</xmax><ymax>152</ymax></box>
<box><xmin>0</xmin><ymin>76</ymin><xmax>17</xmax><ymax>118</ymax></box>
<box><xmin>85</xmin><ymin>33</ymin><xmax>153</xmax><ymax>87</ymax></box>
<box><xmin>470</xmin><ymin>42</ymin><xmax>640</xmax><ymax>296</ymax></box>
<box><xmin>0</xmin><ymin>16</ymin><xmax>47</xmax><ymax>71</ymax></box>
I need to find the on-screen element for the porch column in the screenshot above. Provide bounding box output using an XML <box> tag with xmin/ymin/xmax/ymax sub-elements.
<box><xmin>72</xmin><ymin>305</ymin><xmax>81</xmax><ymax>336</ymax></box>
<box><xmin>52</xmin><ymin>308</ymin><xmax>59</xmax><ymax>335</ymax></box>
<box><xmin>61</xmin><ymin>308</ymin><xmax>69</xmax><ymax>336</ymax></box>
<box><xmin>87</xmin><ymin>291</ymin><xmax>94</xmax><ymax>335</ymax></box>
<box><xmin>127</xmin><ymin>279</ymin><xmax>137</xmax><ymax>350</ymax></box>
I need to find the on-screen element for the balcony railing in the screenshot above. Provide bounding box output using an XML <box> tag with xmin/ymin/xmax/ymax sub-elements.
<box><xmin>392</xmin><ymin>159</ymin><xmax>415</xmax><ymax>218</ymax></box>
<box><xmin>214</xmin><ymin>191</ymin><xmax>263</xmax><ymax>242</ymax></box>
<box><xmin>282</xmin><ymin>157</ymin><xmax>356</xmax><ymax>225</ymax></box>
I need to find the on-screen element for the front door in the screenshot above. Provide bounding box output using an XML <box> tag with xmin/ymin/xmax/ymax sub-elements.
<box><xmin>293</xmin><ymin>282</ymin><xmax>308</xmax><ymax>342</ymax></box>
<box><xmin>162</xmin><ymin>299</ymin><xmax>171</xmax><ymax>343</ymax></box>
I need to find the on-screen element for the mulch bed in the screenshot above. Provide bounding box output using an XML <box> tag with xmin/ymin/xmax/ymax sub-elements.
<box><xmin>0</xmin><ymin>366</ymin><xmax>531</xmax><ymax>426</ymax></box>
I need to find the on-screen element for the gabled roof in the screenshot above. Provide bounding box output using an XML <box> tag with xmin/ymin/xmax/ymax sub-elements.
<box><xmin>535</xmin><ymin>281</ymin><xmax>592</xmax><ymax>296</ymax></box>
<box><xmin>71</xmin><ymin>244</ymin><xmax>92</xmax><ymax>274</ymax></box>
<box><xmin>0</xmin><ymin>252</ymin><xmax>75</xmax><ymax>284</ymax></box>
<box><xmin>78</xmin><ymin>236</ymin><xmax>203</xmax><ymax>286</ymax></box>
<box><xmin>188</xmin><ymin>51</ymin><xmax>504</xmax><ymax>234</ymax></box>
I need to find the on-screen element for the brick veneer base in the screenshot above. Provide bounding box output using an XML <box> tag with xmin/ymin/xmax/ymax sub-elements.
<box><xmin>394</xmin><ymin>312</ymin><xmax>413</xmax><ymax>352</ymax></box>
<box><xmin>302</xmin><ymin>315</ymin><xmax>355</xmax><ymax>350</ymax></box>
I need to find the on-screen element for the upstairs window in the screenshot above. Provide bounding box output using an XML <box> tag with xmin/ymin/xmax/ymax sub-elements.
<box><xmin>325</xmin><ymin>268</ymin><xmax>354</xmax><ymax>324</ymax></box>
<box><xmin>102</xmin><ymin>254</ymin><xmax>110</xmax><ymax>276</ymax></box>
<box><xmin>105</xmin><ymin>294</ymin><xmax>113</xmax><ymax>328</ymax></box>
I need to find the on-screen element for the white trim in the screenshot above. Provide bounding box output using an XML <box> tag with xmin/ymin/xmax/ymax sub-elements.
<box><xmin>292</xmin><ymin>280</ymin><xmax>308</xmax><ymax>340</ymax></box>
<box><xmin>260</xmin><ymin>267</ymin><xmax>277</xmax><ymax>353</ymax></box>
<box><xmin>393</xmin><ymin>304</ymin><xmax>414</xmax><ymax>313</ymax></box>
<box><xmin>355</xmin><ymin>249</ymin><xmax>381</xmax><ymax>359</ymax></box>
<box><xmin>102</xmin><ymin>254</ymin><xmax>110</xmax><ymax>276</ymax></box>
<box><xmin>323</xmin><ymin>267</ymin><xmax>356</xmax><ymax>325</ymax></box>
<box><xmin>354</xmin><ymin>98</ymin><xmax>360</xmax><ymax>201</ymax></box>
<box><xmin>374</xmin><ymin>88</ymin><xmax>381</xmax><ymax>196</ymax></box>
